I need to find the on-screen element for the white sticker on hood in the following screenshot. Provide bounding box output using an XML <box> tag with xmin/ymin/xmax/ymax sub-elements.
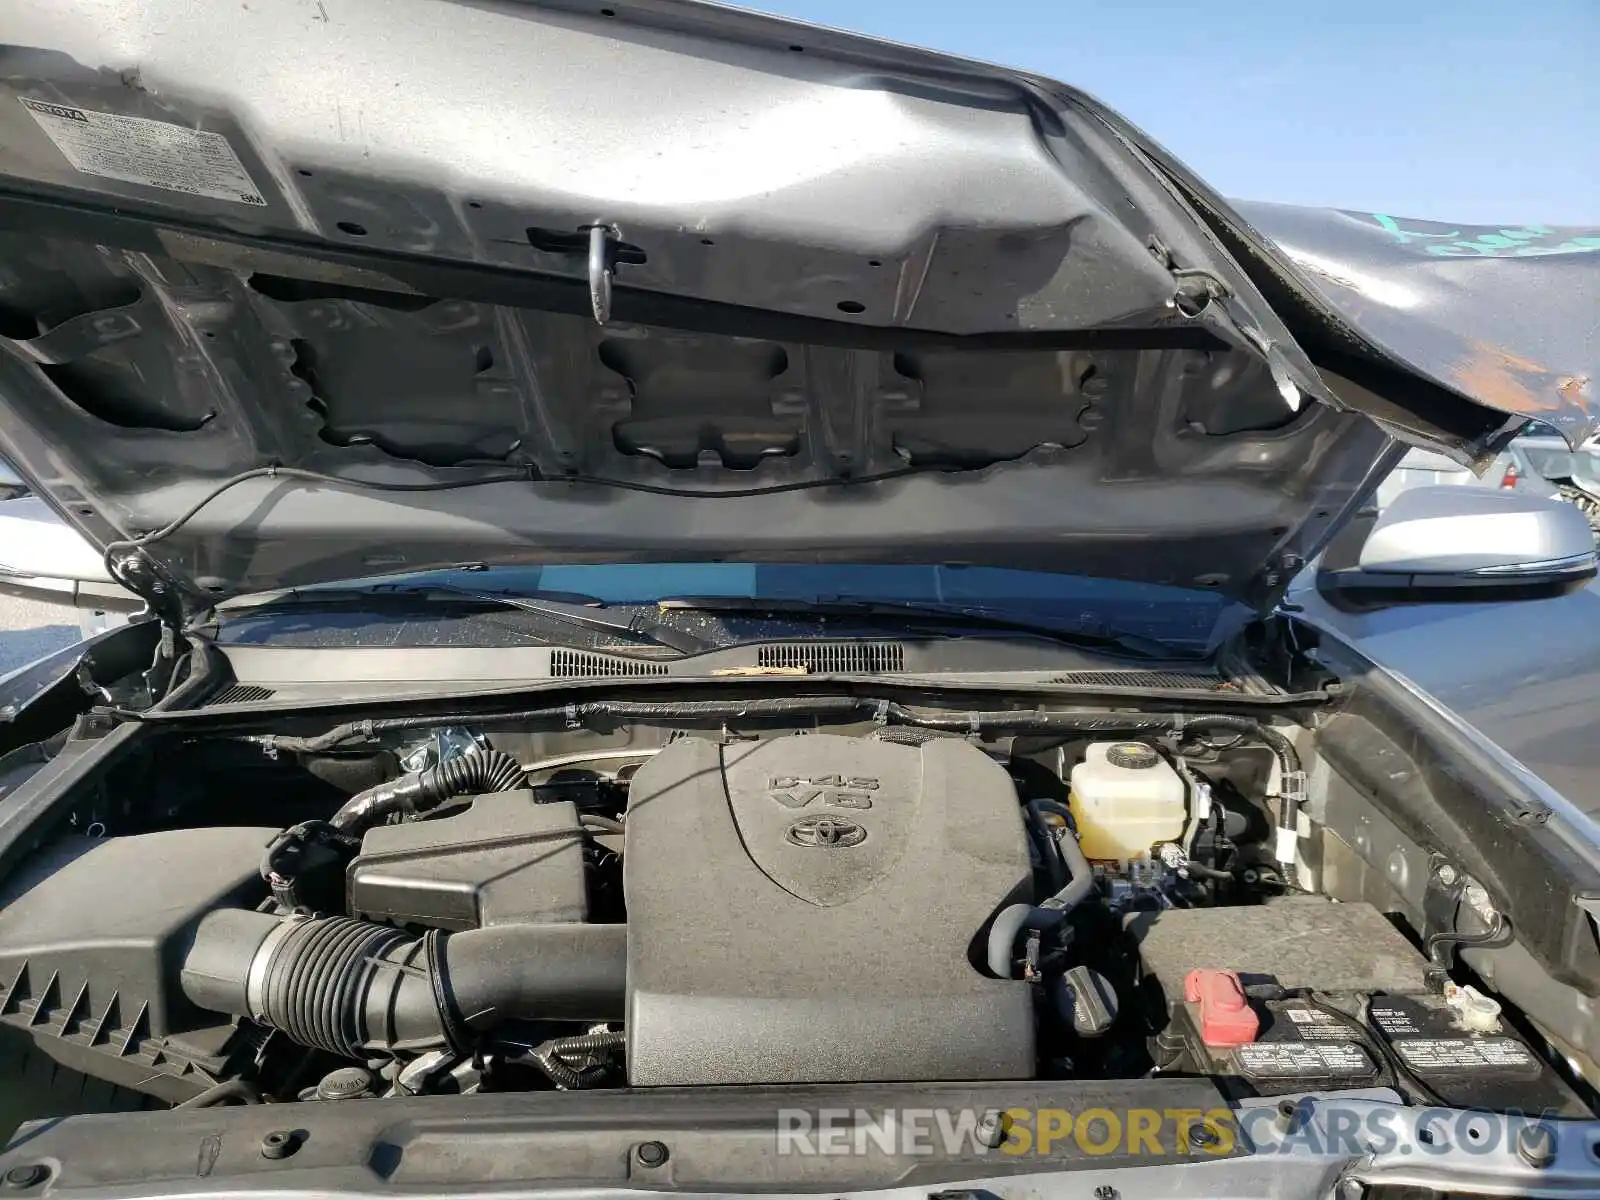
<box><xmin>19</xmin><ymin>98</ymin><xmax>266</xmax><ymax>207</ymax></box>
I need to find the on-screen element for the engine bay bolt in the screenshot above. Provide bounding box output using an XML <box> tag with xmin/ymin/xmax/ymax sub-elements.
<box><xmin>975</xmin><ymin>1110</ymin><xmax>1006</xmax><ymax>1148</ymax></box>
<box><xmin>1435</xmin><ymin>863</ymin><xmax>1458</xmax><ymax>887</ymax></box>
<box><xmin>1463</xmin><ymin>882</ymin><xmax>1497</xmax><ymax>921</ymax></box>
<box><xmin>260</xmin><ymin>1130</ymin><xmax>302</xmax><ymax>1160</ymax></box>
<box><xmin>1334</xmin><ymin>1179</ymin><xmax>1364</xmax><ymax>1200</ymax></box>
<box><xmin>2</xmin><ymin>1165</ymin><xmax>48</xmax><ymax>1190</ymax></box>
<box><xmin>635</xmin><ymin>1141</ymin><xmax>669</xmax><ymax>1168</ymax></box>
<box><xmin>1516</xmin><ymin>1123</ymin><xmax>1557</xmax><ymax>1169</ymax></box>
<box><xmin>1275</xmin><ymin>1098</ymin><xmax>1306</xmax><ymax>1133</ymax></box>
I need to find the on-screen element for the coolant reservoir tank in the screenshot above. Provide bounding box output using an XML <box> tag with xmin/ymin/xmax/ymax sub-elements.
<box><xmin>1068</xmin><ymin>742</ymin><xmax>1187</xmax><ymax>864</ymax></box>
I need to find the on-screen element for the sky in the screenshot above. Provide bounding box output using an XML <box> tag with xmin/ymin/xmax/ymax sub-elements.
<box><xmin>744</xmin><ymin>0</ymin><xmax>1599</xmax><ymax>225</ymax></box>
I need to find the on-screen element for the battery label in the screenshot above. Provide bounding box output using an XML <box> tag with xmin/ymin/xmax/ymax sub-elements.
<box><xmin>1282</xmin><ymin>1007</ymin><xmax>1354</xmax><ymax>1040</ymax></box>
<box><xmin>1392</xmin><ymin>1038</ymin><xmax>1538</xmax><ymax>1073</ymax></box>
<box><xmin>1235</xmin><ymin>1040</ymin><xmax>1374</xmax><ymax>1079</ymax></box>
<box><xmin>1369</xmin><ymin>1005</ymin><xmax>1421</xmax><ymax>1036</ymax></box>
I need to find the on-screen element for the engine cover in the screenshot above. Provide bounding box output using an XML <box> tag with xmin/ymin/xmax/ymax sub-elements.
<box><xmin>623</xmin><ymin>733</ymin><xmax>1034</xmax><ymax>1086</ymax></box>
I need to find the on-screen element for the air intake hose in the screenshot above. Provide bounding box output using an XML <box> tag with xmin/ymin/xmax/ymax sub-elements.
<box><xmin>330</xmin><ymin>748</ymin><xmax>527</xmax><ymax>835</ymax></box>
<box><xmin>180</xmin><ymin>910</ymin><xmax>626</xmax><ymax>1058</ymax></box>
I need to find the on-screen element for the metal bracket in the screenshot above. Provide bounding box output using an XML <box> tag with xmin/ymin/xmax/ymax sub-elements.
<box><xmin>73</xmin><ymin>657</ymin><xmax>112</xmax><ymax>703</ymax></box>
<box><xmin>585</xmin><ymin>223</ymin><xmax>619</xmax><ymax>326</ymax></box>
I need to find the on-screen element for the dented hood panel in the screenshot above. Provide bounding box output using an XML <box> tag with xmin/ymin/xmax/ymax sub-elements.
<box><xmin>1235</xmin><ymin>201</ymin><xmax>1599</xmax><ymax>448</ymax></box>
<box><xmin>0</xmin><ymin>0</ymin><xmax>1593</xmax><ymax>612</ymax></box>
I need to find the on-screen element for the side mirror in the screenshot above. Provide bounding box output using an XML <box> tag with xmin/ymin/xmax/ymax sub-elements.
<box><xmin>1316</xmin><ymin>485</ymin><xmax>1596</xmax><ymax>607</ymax></box>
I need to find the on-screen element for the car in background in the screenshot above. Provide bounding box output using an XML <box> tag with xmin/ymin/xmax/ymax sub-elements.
<box><xmin>0</xmin><ymin>491</ymin><xmax>140</xmax><ymax>638</ymax></box>
<box><xmin>1514</xmin><ymin>425</ymin><xmax>1600</xmax><ymax>528</ymax></box>
<box><xmin>1379</xmin><ymin>422</ymin><xmax>1600</xmax><ymax>530</ymax></box>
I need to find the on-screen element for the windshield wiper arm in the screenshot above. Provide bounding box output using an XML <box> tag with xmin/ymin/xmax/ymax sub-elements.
<box><xmin>655</xmin><ymin>596</ymin><xmax>1193</xmax><ymax>660</ymax></box>
<box><xmin>418</xmin><ymin>586</ymin><xmax>715</xmax><ymax>653</ymax></box>
<box><xmin>231</xmin><ymin>584</ymin><xmax>713</xmax><ymax>654</ymax></box>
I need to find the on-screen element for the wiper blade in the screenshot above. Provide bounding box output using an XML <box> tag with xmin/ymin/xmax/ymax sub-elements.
<box><xmin>655</xmin><ymin>596</ymin><xmax>1192</xmax><ymax>660</ymax></box>
<box><xmin>229</xmin><ymin>585</ymin><xmax>713</xmax><ymax>654</ymax></box>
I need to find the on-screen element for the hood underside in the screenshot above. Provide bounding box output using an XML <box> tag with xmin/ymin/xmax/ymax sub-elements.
<box><xmin>0</xmin><ymin>0</ymin><xmax>1594</xmax><ymax>612</ymax></box>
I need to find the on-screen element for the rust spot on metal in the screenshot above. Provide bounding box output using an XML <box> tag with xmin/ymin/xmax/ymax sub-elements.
<box><xmin>1558</xmin><ymin>375</ymin><xmax>1592</xmax><ymax>404</ymax></box>
<box><xmin>1450</xmin><ymin>339</ymin><xmax>1559</xmax><ymax>414</ymax></box>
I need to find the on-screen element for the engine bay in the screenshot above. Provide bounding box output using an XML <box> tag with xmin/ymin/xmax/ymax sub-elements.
<box><xmin>0</xmin><ymin>702</ymin><xmax>1586</xmax><ymax>1120</ymax></box>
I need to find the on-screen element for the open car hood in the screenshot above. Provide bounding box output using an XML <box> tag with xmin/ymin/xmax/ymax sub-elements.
<box><xmin>0</xmin><ymin>0</ymin><xmax>1595</xmax><ymax>616</ymax></box>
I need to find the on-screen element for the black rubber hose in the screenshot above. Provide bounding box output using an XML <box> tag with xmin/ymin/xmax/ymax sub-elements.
<box><xmin>1169</xmin><ymin>716</ymin><xmax>1304</xmax><ymax>872</ymax></box>
<box><xmin>1181</xmin><ymin>715</ymin><xmax>1300</xmax><ymax>786</ymax></box>
<box><xmin>180</xmin><ymin>910</ymin><xmax>627</xmax><ymax>1058</ymax></box>
<box><xmin>987</xmin><ymin>798</ymin><xmax>1095</xmax><ymax>977</ymax></box>
<box><xmin>1181</xmin><ymin>715</ymin><xmax>1303</xmax><ymax>855</ymax></box>
<box><xmin>1032</xmin><ymin>799</ymin><xmax>1096</xmax><ymax>920</ymax></box>
<box><xmin>1177</xmin><ymin>860</ymin><xmax>1234</xmax><ymax>882</ymax></box>
<box><xmin>329</xmin><ymin>749</ymin><xmax>527</xmax><ymax>834</ymax></box>
<box><xmin>1023</xmin><ymin>801</ymin><xmax>1067</xmax><ymax>892</ymax></box>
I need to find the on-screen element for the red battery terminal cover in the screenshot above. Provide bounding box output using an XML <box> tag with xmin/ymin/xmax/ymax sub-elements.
<box><xmin>1183</xmin><ymin>968</ymin><xmax>1260</xmax><ymax>1047</ymax></box>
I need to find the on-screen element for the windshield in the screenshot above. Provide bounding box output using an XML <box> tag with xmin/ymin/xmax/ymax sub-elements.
<box><xmin>1519</xmin><ymin>445</ymin><xmax>1575</xmax><ymax>478</ymax></box>
<box><xmin>219</xmin><ymin>563</ymin><xmax>1234</xmax><ymax>652</ymax></box>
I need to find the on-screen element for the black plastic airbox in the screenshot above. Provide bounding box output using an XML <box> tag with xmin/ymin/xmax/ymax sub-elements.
<box><xmin>348</xmin><ymin>791</ymin><xmax>587</xmax><ymax>931</ymax></box>
<box><xmin>0</xmin><ymin>827</ymin><xmax>273</xmax><ymax>1100</ymax></box>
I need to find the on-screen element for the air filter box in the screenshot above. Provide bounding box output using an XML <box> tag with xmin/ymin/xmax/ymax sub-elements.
<box><xmin>348</xmin><ymin>791</ymin><xmax>587</xmax><ymax>931</ymax></box>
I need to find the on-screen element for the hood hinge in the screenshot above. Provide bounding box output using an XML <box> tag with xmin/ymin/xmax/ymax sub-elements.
<box><xmin>106</xmin><ymin>546</ymin><xmax>186</xmax><ymax>633</ymax></box>
<box><xmin>142</xmin><ymin>620</ymin><xmax>183</xmax><ymax>701</ymax></box>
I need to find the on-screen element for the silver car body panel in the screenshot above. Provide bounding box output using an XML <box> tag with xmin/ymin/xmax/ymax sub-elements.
<box><xmin>0</xmin><ymin>0</ymin><xmax>1593</xmax><ymax>610</ymax></box>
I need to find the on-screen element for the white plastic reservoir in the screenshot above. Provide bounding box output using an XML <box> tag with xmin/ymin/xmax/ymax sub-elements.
<box><xmin>1067</xmin><ymin>741</ymin><xmax>1187</xmax><ymax>864</ymax></box>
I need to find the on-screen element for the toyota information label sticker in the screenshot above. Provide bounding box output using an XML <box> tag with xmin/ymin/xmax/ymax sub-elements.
<box><xmin>20</xmin><ymin>97</ymin><xmax>267</xmax><ymax>206</ymax></box>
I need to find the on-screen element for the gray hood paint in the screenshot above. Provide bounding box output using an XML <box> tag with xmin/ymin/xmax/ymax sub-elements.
<box><xmin>1234</xmin><ymin>200</ymin><xmax>1598</xmax><ymax>447</ymax></box>
<box><xmin>0</xmin><ymin>0</ymin><xmax>1593</xmax><ymax>612</ymax></box>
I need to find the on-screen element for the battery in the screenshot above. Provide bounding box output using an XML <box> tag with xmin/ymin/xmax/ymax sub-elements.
<box><xmin>1134</xmin><ymin>900</ymin><xmax>1589</xmax><ymax>1114</ymax></box>
<box><xmin>1168</xmin><ymin>996</ymin><xmax>1381</xmax><ymax>1099</ymax></box>
<box><xmin>1367</xmin><ymin>993</ymin><xmax>1588</xmax><ymax>1116</ymax></box>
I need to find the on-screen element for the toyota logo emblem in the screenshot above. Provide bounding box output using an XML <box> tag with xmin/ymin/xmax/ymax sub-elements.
<box><xmin>786</xmin><ymin>815</ymin><xmax>867</xmax><ymax>848</ymax></box>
